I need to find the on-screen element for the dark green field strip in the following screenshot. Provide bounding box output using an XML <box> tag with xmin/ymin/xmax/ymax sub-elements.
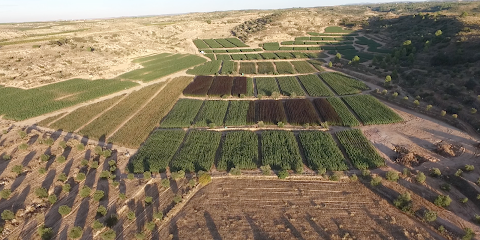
<box><xmin>336</xmin><ymin>129</ymin><xmax>385</xmax><ymax>169</ymax></box>
<box><xmin>0</xmin><ymin>79</ymin><xmax>138</xmax><ymax>120</ymax></box>
<box><xmin>224</xmin><ymin>101</ymin><xmax>251</xmax><ymax>126</ymax></box>
<box><xmin>239</xmin><ymin>62</ymin><xmax>256</xmax><ymax>74</ymax></box>
<box><xmin>291</xmin><ymin>61</ymin><xmax>316</xmax><ymax>74</ymax></box>
<box><xmin>218</xmin><ymin>131</ymin><xmax>259</xmax><ymax>171</ymax></box>
<box><xmin>297</xmin><ymin>74</ymin><xmax>334</xmax><ymax>97</ymax></box>
<box><xmin>257</xmin><ymin>62</ymin><xmax>276</xmax><ymax>74</ymax></box>
<box><xmin>255</xmin><ymin>77</ymin><xmax>279</xmax><ymax>96</ymax></box>
<box><xmin>276</xmin><ymin>76</ymin><xmax>305</xmax><ymax>96</ymax></box>
<box><xmin>159</xmin><ymin>99</ymin><xmax>204</xmax><ymax>128</ymax></box>
<box><xmin>326</xmin><ymin>97</ymin><xmax>361</xmax><ymax>127</ymax></box>
<box><xmin>261</xmin><ymin>131</ymin><xmax>303</xmax><ymax>172</ymax></box>
<box><xmin>298</xmin><ymin>131</ymin><xmax>348</xmax><ymax>171</ymax></box>
<box><xmin>342</xmin><ymin>95</ymin><xmax>403</xmax><ymax>125</ymax></box>
<box><xmin>320</xmin><ymin>72</ymin><xmax>369</xmax><ymax>95</ymax></box>
<box><xmin>194</xmin><ymin>100</ymin><xmax>229</xmax><ymax>127</ymax></box>
<box><xmin>274</xmin><ymin>62</ymin><xmax>295</xmax><ymax>74</ymax></box>
<box><xmin>170</xmin><ymin>130</ymin><xmax>222</xmax><ymax>172</ymax></box>
<box><xmin>78</xmin><ymin>82</ymin><xmax>166</xmax><ymax>139</ymax></box>
<box><xmin>193</xmin><ymin>39</ymin><xmax>209</xmax><ymax>49</ymax></box>
<box><xmin>129</xmin><ymin>130</ymin><xmax>186</xmax><ymax>173</ymax></box>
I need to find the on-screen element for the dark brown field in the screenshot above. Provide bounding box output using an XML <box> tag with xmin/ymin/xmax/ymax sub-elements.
<box><xmin>284</xmin><ymin>99</ymin><xmax>321</xmax><ymax>125</ymax></box>
<box><xmin>207</xmin><ymin>76</ymin><xmax>234</xmax><ymax>97</ymax></box>
<box><xmin>246</xmin><ymin>101</ymin><xmax>256</xmax><ymax>124</ymax></box>
<box><xmin>183</xmin><ymin>76</ymin><xmax>214</xmax><ymax>96</ymax></box>
<box><xmin>313</xmin><ymin>98</ymin><xmax>342</xmax><ymax>125</ymax></box>
<box><xmin>231</xmin><ymin>77</ymin><xmax>247</xmax><ymax>97</ymax></box>
<box><xmin>256</xmin><ymin>100</ymin><xmax>287</xmax><ymax>125</ymax></box>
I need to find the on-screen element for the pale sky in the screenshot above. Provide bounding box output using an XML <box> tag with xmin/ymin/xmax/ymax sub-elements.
<box><xmin>0</xmin><ymin>0</ymin><xmax>426</xmax><ymax>23</ymax></box>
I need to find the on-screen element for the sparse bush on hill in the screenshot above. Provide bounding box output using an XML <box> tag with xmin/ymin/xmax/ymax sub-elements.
<box><xmin>386</xmin><ymin>171</ymin><xmax>399</xmax><ymax>182</ymax></box>
<box><xmin>37</xmin><ymin>225</ymin><xmax>54</xmax><ymax>240</ymax></box>
<box><xmin>35</xmin><ymin>187</ymin><xmax>49</xmax><ymax>198</ymax></box>
<box><xmin>416</xmin><ymin>172</ymin><xmax>426</xmax><ymax>184</ymax></box>
<box><xmin>434</xmin><ymin>195</ymin><xmax>452</xmax><ymax>207</ymax></box>
<box><xmin>1</xmin><ymin>210</ymin><xmax>14</xmax><ymax>220</ymax></box>
<box><xmin>394</xmin><ymin>192</ymin><xmax>412</xmax><ymax>213</ymax></box>
<box><xmin>58</xmin><ymin>205</ymin><xmax>71</xmax><ymax>216</ymax></box>
<box><xmin>68</xmin><ymin>226</ymin><xmax>83</xmax><ymax>239</ymax></box>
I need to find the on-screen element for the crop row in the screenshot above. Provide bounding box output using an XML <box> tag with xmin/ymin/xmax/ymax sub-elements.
<box><xmin>297</xmin><ymin>74</ymin><xmax>334</xmax><ymax>97</ymax></box>
<box><xmin>183</xmin><ymin>76</ymin><xmax>250</xmax><ymax>97</ymax></box>
<box><xmin>133</xmin><ymin>129</ymin><xmax>377</xmax><ymax>173</ymax></box>
<box><xmin>216</xmin><ymin>52</ymin><xmax>321</xmax><ymax>60</ymax></box>
<box><xmin>200</xmin><ymin>48</ymin><xmax>262</xmax><ymax>53</ymax></box>
<box><xmin>336</xmin><ymin>129</ymin><xmax>385</xmax><ymax>169</ymax></box>
<box><xmin>319</xmin><ymin>72</ymin><xmax>369</xmax><ymax>95</ymax></box>
<box><xmin>342</xmin><ymin>95</ymin><xmax>403</xmax><ymax>125</ymax></box>
<box><xmin>0</xmin><ymin>78</ymin><xmax>138</xmax><ymax>120</ymax></box>
<box><xmin>186</xmin><ymin>60</ymin><xmax>222</xmax><ymax>75</ymax></box>
<box><xmin>238</xmin><ymin>61</ymin><xmax>318</xmax><ymax>75</ymax></box>
<box><xmin>193</xmin><ymin>38</ymin><xmax>249</xmax><ymax>49</ymax></box>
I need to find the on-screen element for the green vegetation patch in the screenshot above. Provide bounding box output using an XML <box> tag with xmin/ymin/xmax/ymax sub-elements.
<box><xmin>298</xmin><ymin>131</ymin><xmax>348</xmax><ymax>171</ymax></box>
<box><xmin>224</xmin><ymin>101</ymin><xmax>251</xmax><ymax>126</ymax></box>
<box><xmin>342</xmin><ymin>95</ymin><xmax>403</xmax><ymax>125</ymax></box>
<box><xmin>277</xmin><ymin>76</ymin><xmax>305</xmax><ymax>96</ymax></box>
<box><xmin>336</xmin><ymin>129</ymin><xmax>385</xmax><ymax>169</ymax></box>
<box><xmin>256</xmin><ymin>77</ymin><xmax>279</xmax><ymax>96</ymax></box>
<box><xmin>320</xmin><ymin>72</ymin><xmax>368</xmax><ymax>95</ymax></box>
<box><xmin>160</xmin><ymin>99</ymin><xmax>203</xmax><ymax>128</ymax></box>
<box><xmin>186</xmin><ymin>60</ymin><xmax>222</xmax><ymax>75</ymax></box>
<box><xmin>218</xmin><ymin>131</ymin><xmax>258</xmax><ymax>171</ymax></box>
<box><xmin>261</xmin><ymin>131</ymin><xmax>303</xmax><ymax>172</ymax></box>
<box><xmin>194</xmin><ymin>100</ymin><xmax>229</xmax><ymax>127</ymax></box>
<box><xmin>297</xmin><ymin>74</ymin><xmax>334</xmax><ymax>97</ymax></box>
<box><xmin>326</xmin><ymin>97</ymin><xmax>360</xmax><ymax>127</ymax></box>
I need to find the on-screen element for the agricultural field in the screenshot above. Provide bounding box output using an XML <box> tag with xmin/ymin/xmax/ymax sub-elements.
<box><xmin>298</xmin><ymin>131</ymin><xmax>348</xmax><ymax>171</ymax></box>
<box><xmin>231</xmin><ymin>77</ymin><xmax>248</xmax><ymax>97</ymax></box>
<box><xmin>159</xmin><ymin>99</ymin><xmax>204</xmax><ymax>128</ymax></box>
<box><xmin>261</xmin><ymin>131</ymin><xmax>303</xmax><ymax>172</ymax></box>
<box><xmin>257</xmin><ymin>62</ymin><xmax>276</xmax><ymax>74</ymax></box>
<box><xmin>110</xmin><ymin>77</ymin><xmax>193</xmax><ymax>148</ymax></box>
<box><xmin>342</xmin><ymin>95</ymin><xmax>403</xmax><ymax>125</ymax></box>
<box><xmin>220</xmin><ymin>60</ymin><xmax>236</xmax><ymax>74</ymax></box>
<box><xmin>284</xmin><ymin>99</ymin><xmax>320</xmax><ymax>126</ymax></box>
<box><xmin>218</xmin><ymin>131</ymin><xmax>259</xmax><ymax>171</ymax></box>
<box><xmin>336</xmin><ymin>129</ymin><xmax>385</xmax><ymax>169</ymax></box>
<box><xmin>312</xmin><ymin>98</ymin><xmax>341</xmax><ymax>126</ymax></box>
<box><xmin>216</xmin><ymin>54</ymin><xmax>231</xmax><ymax>60</ymax></box>
<box><xmin>194</xmin><ymin>38</ymin><xmax>249</xmax><ymax>49</ymax></box>
<box><xmin>193</xmin><ymin>100</ymin><xmax>229</xmax><ymax>127</ymax></box>
<box><xmin>308</xmin><ymin>59</ymin><xmax>326</xmax><ymax>71</ymax></box>
<box><xmin>224</xmin><ymin>101</ymin><xmax>251</xmax><ymax>126</ymax></box>
<box><xmin>186</xmin><ymin>60</ymin><xmax>221</xmax><ymax>75</ymax></box>
<box><xmin>119</xmin><ymin>53</ymin><xmax>206</xmax><ymax>82</ymax></box>
<box><xmin>291</xmin><ymin>61</ymin><xmax>316</xmax><ymax>73</ymax></box>
<box><xmin>276</xmin><ymin>76</ymin><xmax>305</xmax><ymax>96</ymax></box>
<box><xmin>325</xmin><ymin>97</ymin><xmax>361</xmax><ymax>127</ymax></box>
<box><xmin>274</xmin><ymin>62</ymin><xmax>295</xmax><ymax>74</ymax></box>
<box><xmin>320</xmin><ymin>72</ymin><xmax>369</xmax><ymax>95</ymax></box>
<box><xmin>129</xmin><ymin>129</ymin><xmax>186</xmax><ymax>173</ymax></box>
<box><xmin>170</xmin><ymin>130</ymin><xmax>221</xmax><ymax>172</ymax></box>
<box><xmin>78</xmin><ymin>82</ymin><xmax>166</xmax><ymax>140</ymax></box>
<box><xmin>263</xmin><ymin>42</ymin><xmax>280</xmax><ymax>50</ymax></box>
<box><xmin>207</xmin><ymin>76</ymin><xmax>234</xmax><ymax>97</ymax></box>
<box><xmin>255</xmin><ymin>77</ymin><xmax>279</xmax><ymax>96</ymax></box>
<box><xmin>0</xmin><ymin>79</ymin><xmax>138</xmax><ymax>120</ymax></box>
<box><xmin>255</xmin><ymin>100</ymin><xmax>287</xmax><ymax>125</ymax></box>
<box><xmin>239</xmin><ymin>62</ymin><xmax>256</xmax><ymax>74</ymax></box>
<box><xmin>182</xmin><ymin>76</ymin><xmax>214</xmax><ymax>97</ymax></box>
<box><xmin>297</xmin><ymin>74</ymin><xmax>334</xmax><ymax>97</ymax></box>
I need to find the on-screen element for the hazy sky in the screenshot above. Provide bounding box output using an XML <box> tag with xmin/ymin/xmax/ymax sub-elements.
<box><xmin>1</xmin><ymin>0</ymin><xmax>425</xmax><ymax>23</ymax></box>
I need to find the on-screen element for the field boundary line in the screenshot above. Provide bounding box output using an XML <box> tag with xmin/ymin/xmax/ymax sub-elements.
<box><xmin>106</xmin><ymin>78</ymin><xmax>173</xmax><ymax>139</ymax></box>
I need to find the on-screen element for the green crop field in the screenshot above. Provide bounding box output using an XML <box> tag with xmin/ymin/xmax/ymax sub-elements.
<box><xmin>298</xmin><ymin>131</ymin><xmax>348</xmax><ymax>171</ymax></box>
<box><xmin>297</xmin><ymin>74</ymin><xmax>334</xmax><ymax>97</ymax></box>
<box><xmin>263</xmin><ymin>42</ymin><xmax>280</xmax><ymax>50</ymax></box>
<box><xmin>324</xmin><ymin>26</ymin><xmax>353</xmax><ymax>33</ymax></box>
<box><xmin>257</xmin><ymin>62</ymin><xmax>276</xmax><ymax>74</ymax></box>
<box><xmin>170</xmin><ymin>130</ymin><xmax>221</xmax><ymax>172</ymax></box>
<box><xmin>203</xmin><ymin>39</ymin><xmax>223</xmax><ymax>48</ymax></box>
<box><xmin>50</xmin><ymin>96</ymin><xmax>123</xmax><ymax>132</ymax></box>
<box><xmin>255</xmin><ymin>77</ymin><xmax>279</xmax><ymax>96</ymax></box>
<box><xmin>79</xmin><ymin>83</ymin><xmax>166</xmax><ymax>139</ymax></box>
<box><xmin>275</xmin><ymin>62</ymin><xmax>295</xmax><ymax>74</ymax></box>
<box><xmin>216</xmin><ymin>54</ymin><xmax>231</xmax><ymax>60</ymax></box>
<box><xmin>194</xmin><ymin>100</ymin><xmax>229</xmax><ymax>127</ymax></box>
<box><xmin>245</xmin><ymin>54</ymin><xmax>262</xmax><ymax>60</ymax></box>
<box><xmin>220</xmin><ymin>61</ymin><xmax>236</xmax><ymax>74</ymax></box>
<box><xmin>0</xmin><ymin>78</ymin><xmax>138</xmax><ymax>121</ymax></box>
<box><xmin>275</xmin><ymin>52</ymin><xmax>295</xmax><ymax>59</ymax></box>
<box><xmin>261</xmin><ymin>131</ymin><xmax>303</xmax><ymax>172</ymax></box>
<box><xmin>226</xmin><ymin>38</ymin><xmax>249</xmax><ymax>47</ymax></box>
<box><xmin>224</xmin><ymin>101</ymin><xmax>251</xmax><ymax>126</ymax></box>
<box><xmin>193</xmin><ymin>39</ymin><xmax>209</xmax><ymax>49</ymax></box>
<box><xmin>215</xmin><ymin>39</ymin><xmax>236</xmax><ymax>48</ymax></box>
<box><xmin>129</xmin><ymin>130</ymin><xmax>186</xmax><ymax>173</ymax></box>
<box><xmin>277</xmin><ymin>76</ymin><xmax>305</xmax><ymax>96</ymax></box>
<box><xmin>342</xmin><ymin>95</ymin><xmax>403</xmax><ymax>125</ymax></box>
<box><xmin>119</xmin><ymin>53</ymin><xmax>206</xmax><ymax>82</ymax></box>
<box><xmin>336</xmin><ymin>129</ymin><xmax>385</xmax><ymax>169</ymax></box>
<box><xmin>308</xmin><ymin>60</ymin><xmax>325</xmax><ymax>71</ymax></box>
<box><xmin>110</xmin><ymin>77</ymin><xmax>193</xmax><ymax>148</ymax></box>
<box><xmin>291</xmin><ymin>61</ymin><xmax>316</xmax><ymax>73</ymax></box>
<box><xmin>186</xmin><ymin>60</ymin><xmax>222</xmax><ymax>75</ymax></box>
<box><xmin>320</xmin><ymin>72</ymin><xmax>369</xmax><ymax>95</ymax></box>
<box><xmin>160</xmin><ymin>99</ymin><xmax>204</xmax><ymax>128</ymax></box>
<box><xmin>239</xmin><ymin>62</ymin><xmax>256</xmax><ymax>74</ymax></box>
<box><xmin>218</xmin><ymin>131</ymin><xmax>259</xmax><ymax>171</ymax></box>
<box><xmin>326</xmin><ymin>97</ymin><xmax>360</xmax><ymax>127</ymax></box>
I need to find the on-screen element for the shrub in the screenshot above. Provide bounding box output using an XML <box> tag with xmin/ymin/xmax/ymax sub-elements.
<box><xmin>48</xmin><ymin>194</ymin><xmax>57</xmax><ymax>204</ymax></box>
<box><xmin>76</xmin><ymin>173</ymin><xmax>86</xmax><ymax>181</ymax></box>
<box><xmin>438</xmin><ymin>225</ymin><xmax>445</xmax><ymax>233</ymax></box>
<box><xmin>465</xmin><ymin>165</ymin><xmax>475</xmax><ymax>171</ymax></box>
<box><xmin>385</xmin><ymin>171</ymin><xmax>399</xmax><ymax>182</ymax></box>
<box><xmin>100</xmin><ymin>171</ymin><xmax>111</xmax><ymax>179</ymax></box>
<box><xmin>92</xmin><ymin>220</ymin><xmax>104</xmax><ymax>229</ymax></box>
<box><xmin>173</xmin><ymin>195</ymin><xmax>182</xmax><ymax>204</ymax></box>
<box><xmin>371</xmin><ymin>176</ymin><xmax>382</xmax><ymax>186</ymax></box>
<box><xmin>57</xmin><ymin>173</ymin><xmax>68</xmax><ymax>182</ymax></box>
<box><xmin>35</xmin><ymin>187</ymin><xmax>49</xmax><ymax>198</ymax></box>
<box><xmin>229</xmin><ymin>167</ymin><xmax>241</xmax><ymax>175</ymax></box>
<box><xmin>108</xmin><ymin>160</ymin><xmax>116</xmax><ymax>167</ymax></box>
<box><xmin>430</xmin><ymin>168</ymin><xmax>441</xmax><ymax>177</ymax></box>
<box><xmin>40</xmin><ymin>154</ymin><xmax>50</xmax><ymax>162</ymax></box>
<box><xmin>198</xmin><ymin>173</ymin><xmax>212</xmax><ymax>185</ymax></box>
<box><xmin>455</xmin><ymin>169</ymin><xmax>463</xmax><ymax>177</ymax></box>
<box><xmin>416</xmin><ymin>172</ymin><xmax>426</xmax><ymax>184</ymax></box>
<box><xmin>474</xmin><ymin>214</ymin><xmax>480</xmax><ymax>224</ymax></box>
<box><xmin>277</xmin><ymin>170</ymin><xmax>288</xmax><ymax>179</ymax></box>
<box><xmin>18</xmin><ymin>131</ymin><xmax>27</xmax><ymax>138</ymax></box>
<box><xmin>91</xmin><ymin>161</ymin><xmax>99</xmax><ymax>169</ymax></box>
<box><xmin>188</xmin><ymin>179</ymin><xmax>196</xmax><ymax>188</ymax></box>
<box><xmin>257</xmin><ymin>121</ymin><xmax>264</xmax><ymax>127</ymax></box>
<box><xmin>349</xmin><ymin>174</ymin><xmax>358</xmax><ymax>181</ymax></box>
<box><xmin>434</xmin><ymin>195</ymin><xmax>452</xmax><ymax>207</ymax></box>
<box><xmin>393</xmin><ymin>192</ymin><xmax>412</xmax><ymax>212</ymax></box>
<box><xmin>127</xmin><ymin>211</ymin><xmax>135</xmax><ymax>220</ymax></box>
<box><xmin>2</xmin><ymin>154</ymin><xmax>11</xmax><ymax>161</ymax></box>
<box><xmin>145</xmin><ymin>221</ymin><xmax>156</xmax><ymax>231</ymax></box>
<box><xmin>18</xmin><ymin>143</ymin><xmax>28</xmax><ymax>150</ymax></box>
<box><xmin>119</xmin><ymin>193</ymin><xmax>126</xmax><ymax>200</ymax></box>
<box><xmin>153</xmin><ymin>211</ymin><xmax>163</xmax><ymax>220</ymax></box>
<box><xmin>97</xmin><ymin>206</ymin><xmax>107</xmax><ymax>216</ymax></box>
<box><xmin>68</xmin><ymin>226</ymin><xmax>83</xmax><ymax>239</ymax></box>
<box><xmin>277</xmin><ymin>122</ymin><xmax>285</xmax><ymax>128</ymax></box>
<box><xmin>93</xmin><ymin>190</ymin><xmax>105</xmax><ymax>201</ymax></box>
<box><xmin>62</xmin><ymin>184</ymin><xmax>71</xmax><ymax>192</ymax></box>
<box><xmin>135</xmin><ymin>233</ymin><xmax>145</xmax><ymax>240</ymax></box>
<box><xmin>0</xmin><ymin>189</ymin><xmax>11</xmax><ymax>199</ymax></box>
<box><xmin>43</xmin><ymin>138</ymin><xmax>54</xmax><ymax>146</ymax></box>
<box><xmin>361</xmin><ymin>169</ymin><xmax>371</xmax><ymax>178</ymax></box>
<box><xmin>59</xmin><ymin>141</ymin><xmax>67</xmax><ymax>149</ymax></box>
<box><xmin>171</xmin><ymin>170</ymin><xmax>185</xmax><ymax>180</ymax></box>
<box><xmin>145</xmin><ymin>196</ymin><xmax>153</xmax><ymax>204</ymax></box>
<box><xmin>127</xmin><ymin>173</ymin><xmax>134</xmax><ymax>180</ymax></box>
<box><xmin>38</xmin><ymin>225</ymin><xmax>54</xmax><ymax>240</ymax></box>
<box><xmin>260</xmin><ymin>165</ymin><xmax>271</xmax><ymax>175</ymax></box>
<box><xmin>424</xmin><ymin>210</ymin><xmax>437</xmax><ymax>222</ymax></box>
<box><xmin>143</xmin><ymin>171</ymin><xmax>151</xmax><ymax>180</ymax></box>
<box><xmin>58</xmin><ymin>205</ymin><xmax>71</xmax><ymax>216</ymax></box>
<box><xmin>80</xmin><ymin>159</ymin><xmax>89</xmax><ymax>167</ymax></box>
<box><xmin>463</xmin><ymin>228</ymin><xmax>475</xmax><ymax>240</ymax></box>
<box><xmin>111</xmin><ymin>181</ymin><xmax>119</xmax><ymax>188</ymax></box>
<box><xmin>11</xmin><ymin>165</ymin><xmax>23</xmax><ymax>175</ymax></box>
<box><xmin>76</xmin><ymin>144</ymin><xmax>85</xmax><ymax>151</ymax></box>
<box><xmin>402</xmin><ymin>168</ymin><xmax>410</xmax><ymax>176</ymax></box>
<box><xmin>161</xmin><ymin>179</ymin><xmax>170</xmax><ymax>188</ymax></box>
<box><xmin>100</xmin><ymin>229</ymin><xmax>116</xmax><ymax>240</ymax></box>
<box><xmin>80</xmin><ymin>186</ymin><xmax>91</xmax><ymax>198</ymax></box>
<box><xmin>102</xmin><ymin>150</ymin><xmax>112</xmax><ymax>158</ymax></box>
<box><xmin>38</xmin><ymin>167</ymin><xmax>47</xmax><ymax>174</ymax></box>
<box><xmin>56</xmin><ymin>156</ymin><xmax>66</xmax><ymax>163</ymax></box>
<box><xmin>330</xmin><ymin>173</ymin><xmax>340</xmax><ymax>181</ymax></box>
<box><xmin>461</xmin><ymin>198</ymin><xmax>469</xmax><ymax>204</ymax></box>
<box><xmin>1</xmin><ymin>210</ymin><xmax>14</xmax><ymax>220</ymax></box>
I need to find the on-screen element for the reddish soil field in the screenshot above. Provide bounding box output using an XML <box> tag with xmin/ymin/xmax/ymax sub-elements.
<box><xmin>255</xmin><ymin>100</ymin><xmax>287</xmax><ymax>125</ymax></box>
<box><xmin>183</xmin><ymin>76</ymin><xmax>214</xmax><ymax>96</ymax></box>
<box><xmin>313</xmin><ymin>98</ymin><xmax>342</xmax><ymax>125</ymax></box>
<box><xmin>231</xmin><ymin>77</ymin><xmax>247</xmax><ymax>97</ymax></box>
<box><xmin>207</xmin><ymin>76</ymin><xmax>234</xmax><ymax>97</ymax></box>
<box><xmin>156</xmin><ymin>179</ymin><xmax>438</xmax><ymax>239</ymax></box>
<box><xmin>284</xmin><ymin>99</ymin><xmax>321</xmax><ymax>125</ymax></box>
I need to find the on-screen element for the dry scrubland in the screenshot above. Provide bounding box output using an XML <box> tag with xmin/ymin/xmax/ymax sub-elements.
<box><xmin>0</xmin><ymin>2</ymin><xmax>480</xmax><ymax>240</ymax></box>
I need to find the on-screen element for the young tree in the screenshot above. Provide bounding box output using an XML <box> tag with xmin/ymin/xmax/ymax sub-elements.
<box><xmin>386</xmin><ymin>171</ymin><xmax>399</xmax><ymax>182</ymax></box>
<box><xmin>0</xmin><ymin>189</ymin><xmax>11</xmax><ymax>199</ymax></box>
<box><xmin>434</xmin><ymin>195</ymin><xmax>452</xmax><ymax>207</ymax></box>
<box><xmin>335</xmin><ymin>53</ymin><xmax>342</xmax><ymax>61</ymax></box>
<box><xmin>435</xmin><ymin>30</ymin><xmax>443</xmax><ymax>37</ymax></box>
<box><xmin>424</xmin><ymin>210</ymin><xmax>437</xmax><ymax>222</ymax></box>
<box><xmin>328</xmin><ymin>61</ymin><xmax>333</xmax><ymax>67</ymax></box>
<box><xmin>413</xmin><ymin>100</ymin><xmax>420</xmax><ymax>107</ymax></box>
<box><xmin>416</xmin><ymin>172</ymin><xmax>426</xmax><ymax>184</ymax></box>
<box><xmin>1</xmin><ymin>210</ymin><xmax>14</xmax><ymax>220</ymax></box>
<box><xmin>440</xmin><ymin>110</ymin><xmax>446</xmax><ymax>116</ymax></box>
<box><xmin>393</xmin><ymin>192</ymin><xmax>412</xmax><ymax>212</ymax></box>
<box><xmin>426</xmin><ymin>105</ymin><xmax>433</xmax><ymax>111</ymax></box>
<box><xmin>470</xmin><ymin>108</ymin><xmax>477</xmax><ymax>114</ymax></box>
<box><xmin>385</xmin><ymin>75</ymin><xmax>392</xmax><ymax>86</ymax></box>
<box><xmin>58</xmin><ymin>205</ymin><xmax>72</xmax><ymax>216</ymax></box>
<box><xmin>35</xmin><ymin>187</ymin><xmax>49</xmax><ymax>198</ymax></box>
<box><xmin>198</xmin><ymin>172</ymin><xmax>212</xmax><ymax>185</ymax></box>
<box><xmin>277</xmin><ymin>170</ymin><xmax>289</xmax><ymax>179</ymax></box>
<box><xmin>68</xmin><ymin>226</ymin><xmax>83</xmax><ymax>239</ymax></box>
<box><xmin>93</xmin><ymin>190</ymin><xmax>105</xmax><ymax>201</ymax></box>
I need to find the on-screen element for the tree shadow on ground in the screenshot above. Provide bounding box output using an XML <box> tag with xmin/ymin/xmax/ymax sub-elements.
<box><xmin>74</xmin><ymin>198</ymin><xmax>90</xmax><ymax>228</ymax></box>
<box><xmin>41</xmin><ymin>169</ymin><xmax>56</xmax><ymax>189</ymax></box>
<box><xmin>27</xmin><ymin>134</ymin><xmax>39</xmax><ymax>145</ymax></box>
<box><xmin>10</xmin><ymin>173</ymin><xmax>27</xmax><ymax>192</ymax></box>
<box><xmin>204</xmin><ymin>211</ymin><xmax>222</xmax><ymax>240</ymax></box>
<box><xmin>135</xmin><ymin>200</ymin><xmax>145</xmax><ymax>232</ymax></box>
<box><xmin>62</xmin><ymin>158</ymin><xmax>74</xmax><ymax>175</ymax></box>
<box><xmin>245</xmin><ymin>214</ymin><xmax>270</xmax><ymax>240</ymax></box>
<box><xmin>280</xmin><ymin>215</ymin><xmax>304</xmax><ymax>240</ymax></box>
<box><xmin>305</xmin><ymin>214</ymin><xmax>331</xmax><ymax>240</ymax></box>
